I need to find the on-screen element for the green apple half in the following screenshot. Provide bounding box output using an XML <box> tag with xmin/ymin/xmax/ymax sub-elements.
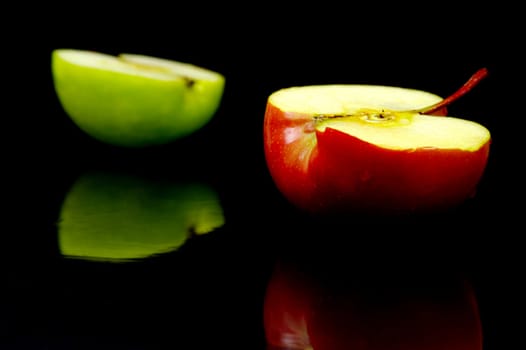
<box><xmin>264</xmin><ymin>69</ymin><xmax>491</xmax><ymax>215</ymax></box>
<box><xmin>52</xmin><ymin>49</ymin><xmax>225</xmax><ymax>147</ymax></box>
<box><xmin>58</xmin><ymin>171</ymin><xmax>225</xmax><ymax>262</ymax></box>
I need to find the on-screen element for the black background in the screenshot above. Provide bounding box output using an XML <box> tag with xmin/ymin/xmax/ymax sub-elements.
<box><xmin>4</xmin><ymin>4</ymin><xmax>524</xmax><ymax>349</ymax></box>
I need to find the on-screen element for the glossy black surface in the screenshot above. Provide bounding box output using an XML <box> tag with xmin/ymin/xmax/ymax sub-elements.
<box><xmin>5</xmin><ymin>8</ymin><xmax>523</xmax><ymax>349</ymax></box>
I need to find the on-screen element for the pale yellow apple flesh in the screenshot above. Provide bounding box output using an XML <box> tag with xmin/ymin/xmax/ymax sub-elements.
<box><xmin>57</xmin><ymin>50</ymin><xmax>222</xmax><ymax>82</ymax></box>
<box><xmin>118</xmin><ymin>53</ymin><xmax>223</xmax><ymax>82</ymax></box>
<box><xmin>269</xmin><ymin>85</ymin><xmax>491</xmax><ymax>151</ymax></box>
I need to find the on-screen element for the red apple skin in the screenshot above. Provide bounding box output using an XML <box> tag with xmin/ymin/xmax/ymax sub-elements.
<box><xmin>263</xmin><ymin>102</ymin><xmax>491</xmax><ymax>215</ymax></box>
<box><xmin>263</xmin><ymin>261</ymin><xmax>483</xmax><ymax>350</ymax></box>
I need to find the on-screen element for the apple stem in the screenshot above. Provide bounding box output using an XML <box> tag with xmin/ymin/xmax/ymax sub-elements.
<box><xmin>409</xmin><ymin>67</ymin><xmax>489</xmax><ymax>115</ymax></box>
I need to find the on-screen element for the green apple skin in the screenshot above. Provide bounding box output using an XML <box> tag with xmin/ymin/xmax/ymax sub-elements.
<box><xmin>51</xmin><ymin>49</ymin><xmax>225</xmax><ymax>147</ymax></box>
<box><xmin>58</xmin><ymin>171</ymin><xmax>225</xmax><ymax>262</ymax></box>
<box><xmin>263</xmin><ymin>85</ymin><xmax>491</xmax><ymax>216</ymax></box>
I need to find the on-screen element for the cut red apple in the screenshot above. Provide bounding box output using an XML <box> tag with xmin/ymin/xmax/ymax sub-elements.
<box><xmin>263</xmin><ymin>69</ymin><xmax>491</xmax><ymax>215</ymax></box>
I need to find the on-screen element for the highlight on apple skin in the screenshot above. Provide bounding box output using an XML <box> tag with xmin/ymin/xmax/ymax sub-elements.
<box><xmin>263</xmin><ymin>70</ymin><xmax>491</xmax><ymax>216</ymax></box>
<box><xmin>52</xmin><ymin>49</ymin><xmax>225</xmax><ymax>148</ymax></box>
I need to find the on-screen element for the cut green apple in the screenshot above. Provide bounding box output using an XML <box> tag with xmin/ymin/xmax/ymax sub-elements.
<box><xmin>263</xmin><ymin>69</ymin><xmax>491</xmax><ymax>215</ymax></box>
<box><xmin>52</xmin><ymin>49</ymin><xmax>225</xmax><ymax>147</ymax></box>
<box><xmin>58</xmin><ymin>171</ymin><xmax>225</xmax><ymax>262</ymax></box>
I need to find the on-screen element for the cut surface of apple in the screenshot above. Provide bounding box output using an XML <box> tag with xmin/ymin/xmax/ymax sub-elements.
<box><xmin>264</xmin><ymin>83</ymin><xmax>491</xmax><ymax>215</ymax></box>
<box><xmin>52</xmin><ymin>49</ymin><xmax>225</xmax><ymax>147</ymax></box>
<box><xmin>270</xmin><ymin>85</ymin><xmax>490</xmax><ymax>151</ymax></box>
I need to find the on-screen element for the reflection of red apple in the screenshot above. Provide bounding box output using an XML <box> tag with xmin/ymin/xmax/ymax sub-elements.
<box><xmin>263</xmin><ymin>69</ymin><xmax>491</xmax><ymax>215</ymax></box>
<box><xmin>264</xmin><ymin>260</ymin><xmax>483</xmax><ymax>350</ymax></box>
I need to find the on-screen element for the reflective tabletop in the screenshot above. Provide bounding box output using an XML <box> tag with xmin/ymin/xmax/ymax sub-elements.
<box><xmin>5</xmin><ymin>17</ymin><xmax>523</xmax><ymax>349</ymax></box>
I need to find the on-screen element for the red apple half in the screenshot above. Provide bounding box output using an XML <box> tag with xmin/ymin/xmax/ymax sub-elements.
<box><xmin>263</xmin><ymin>76</ymin><xmax>491</xmax><ymax>215</ymax></box>
<box><xmin>263</xmin><ymin>261</ymin><xmax>483</xmax><ymax>350</ymax></box>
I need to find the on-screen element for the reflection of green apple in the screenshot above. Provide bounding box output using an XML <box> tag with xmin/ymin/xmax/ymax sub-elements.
<box><xmin>51</xmin><ymin>49</ymin><xmax>225</xmax><ymax>147</ymax></box>
<box><xmin>58</xmin><ymin>171</ymin><xmax>225</xmax><ymax>262</ymax></box>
